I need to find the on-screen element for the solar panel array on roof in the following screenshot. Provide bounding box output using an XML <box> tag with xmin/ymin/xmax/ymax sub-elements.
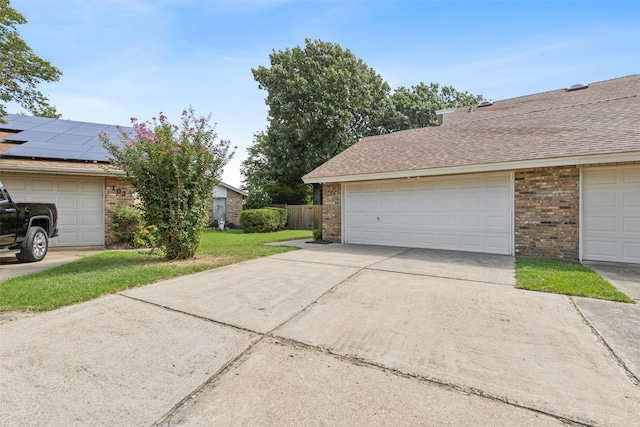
<box><xmin>0</xmin><ymin>114</ymin><xmax>131</xmax><ymax>162</ymax></box>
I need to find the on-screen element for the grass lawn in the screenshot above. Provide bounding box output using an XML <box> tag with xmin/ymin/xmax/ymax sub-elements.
<box><xmin>515</xmin><ymin>257</ymin><xmax>634</xmax><ymax>303</ymax></box>
<box><xmin>0</xmin><ymin>229</ymin><xmax>311</xmax><ymax>312</ymax></box>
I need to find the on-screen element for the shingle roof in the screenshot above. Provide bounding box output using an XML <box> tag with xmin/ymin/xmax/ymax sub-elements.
<box><xmin>303</xmin><ymin>75</ymin><xmax>640</xmax><ymax>182</ymax></box>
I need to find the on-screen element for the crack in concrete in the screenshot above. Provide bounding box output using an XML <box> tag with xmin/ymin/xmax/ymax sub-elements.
<box><xmin>267</xmin><ymin>336</ymin><xmax>595</xmax><ymax>427</ymax></box>
<box><xmin>569</xmin><ymin>296</ymin><xmax>640</xmax><ymax>387</ymax></box>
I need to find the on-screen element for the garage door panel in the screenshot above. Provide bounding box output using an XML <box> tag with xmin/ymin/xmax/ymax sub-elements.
<box><xmin>486</xmin><ymin>174</ymin><xmax>510</xmax><ymax>187</ymax></box>
<box><xmin>461</xmin><ymin>235</ymin><xmax>482</xmax><ymax>249</ymax></box>
<box><xmin>585</xmin><ymin>216</ymin><xmax>617</xmax><ymax>232</ymax></box>
<box><xmin>587</xmin><ymin>192</ymin><xmax>617</xmax><ymax>208</ymax></box>
<box><xmin>461</xmin><ymin>215</ymin><xmax>482</xmax><ymax>227</ymax></box>
<box><xmin>57</xmin><ymin>196</ymin><xmax>78</xmax><ymax>209</ymax></box>
<box><xmin>583</xmin><ymin>165</ymin><xmax>640</xmax><ymax>263</ymax></box>
<box><xmin>585</xmin><ymin>169</ymin><xmax>617</xmax><ymax>185</ymax></box>
<box><xmin>345</xmin><ymin>173</ymin><xmax>512</xmax><ymax>255</ymax></box>
<box><xmin>623</xmin><ymin>242</ymin><xmax>640</xmax><ymax>259</ymax></box>
<box><xmin>59</xmin><ymin>181</ymin><xmax>78</xmax><ymax>191</ymax></box>
<box><xmin>32</xmin><ymin>180</ymin><xmax>53</xmax><ymax>191</ymax></box>
<box><xmin>624</xmin><ymin>192</ymin><xmax>640</xmax><ymax>207</ymax></box>
<box><xmin>624</xmin><ymin>218</ymin><xmax>640</xmax><ymax>233</ymax></box>
<box><xmin>624</xmin><ymin>168</ymin><xmax>640</xmax><ymax>182</ymax></box>
<box><xmin>2</xmin><ymin>174</ymin><xmax>104</xmax><ymax>247</ymax></box>
<box><xmin>486</xmin><ymin>235</ymin><xmax>510</xmax><ymax>252</ymax></box>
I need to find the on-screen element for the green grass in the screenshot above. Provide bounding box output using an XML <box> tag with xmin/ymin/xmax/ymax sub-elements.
<box><xmin>0</xmin><ymin>229</ymin><xmax>311</xmax><ymax>312</ymax></box>
<box><xmin>515</xmin><ymin>258</ymin><xmax>634</xmax><ymax>303</ymax></box>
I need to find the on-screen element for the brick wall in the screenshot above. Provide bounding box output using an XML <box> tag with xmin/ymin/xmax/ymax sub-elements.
<box><xmin>206</xmin><ymin>191</ymin><xmax>244</xmax><ymax>226</ymax></box>
<box><xmin>322</xmin><ymin>183</ymin><xmax>341</xmax><ymax>242</ymax></box>
<box><xmin>105</xmin><ymin>176</ymin><xmax>137</xmax><ymax>246</ymax></box>
<box><xmin>514</xmin><ymin>166</ymin><xmax>580</xmax><ymax>260</ymax></box>
<box><xmin>226</xmin><ymin>190</ymin><xmax>244</xmax><ymax>225</ymax></box>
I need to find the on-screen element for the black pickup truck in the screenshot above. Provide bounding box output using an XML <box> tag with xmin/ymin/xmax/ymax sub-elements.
<box><xmin>0</xmin><ymin>179</ymin><xmax>58</xmax><ymax>262</ymax></box>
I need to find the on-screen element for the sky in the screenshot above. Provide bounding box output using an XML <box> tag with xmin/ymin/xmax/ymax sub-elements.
<box><xmin>8</xmin><ymin>0</ymin><xmax>640</xmax><ymax>188</ymax></box>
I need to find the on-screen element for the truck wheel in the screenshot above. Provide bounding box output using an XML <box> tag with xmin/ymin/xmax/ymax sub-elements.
<box><xmin>16</xmin><ymin>226</ymin><xmax>49</xmax><ymax>263</ymax></box>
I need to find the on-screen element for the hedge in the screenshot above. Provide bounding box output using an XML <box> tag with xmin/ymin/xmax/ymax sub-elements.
<box><xmin>239</xmin><ymin>207</ymin><xmax>290</xmax><ymax>233</ymax></box>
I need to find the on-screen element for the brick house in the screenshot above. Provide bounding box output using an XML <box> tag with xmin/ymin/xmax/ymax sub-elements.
<box><xmin>303</xmin><ymin>75</ymin><xmax>640</xmax><ymax>264</ymax></box>
<box><xmin>0</xmin><ymin>115</ymin><xmax>239</xmax><ymax>247</ymax></box>
<box><xmin>207</xmin><ymin>182</ymin><xmax>247</xmax><ymax>227</ymax></box>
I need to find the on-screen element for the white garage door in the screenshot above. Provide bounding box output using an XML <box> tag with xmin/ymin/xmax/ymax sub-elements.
<box><xmin>583</xmin><ymin>166</ymin><xmax>640</xmax><ymax>263</ymax></box>
<box><xmin>1</xmin><ymin>174</ymin><xmax>104</xmax><ymax>247</ymax></box>
<box><xmin>344</xmin><ymin>172</ymin><xmax>513</xmax><ymax>255</ymax></box>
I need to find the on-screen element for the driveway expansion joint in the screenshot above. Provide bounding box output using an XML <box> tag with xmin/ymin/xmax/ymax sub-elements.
<box><xmin>569</xmin><ymin>296</ymin><xmax>640</xmax><ymax>387</ymax></box>
<box><xmin>267</xmin><ymin>335</ymin><xmax>594</xmax><ymax>427</ymax></box>
<box><xmin>117</xmin><ymin>293</ymin><xmax>262</xmax><ymax>337</ymax></box>
<box><xmin>152</xmin><ymin>335</ymin><xmax>267</xmax><ymax>427</ymax></box>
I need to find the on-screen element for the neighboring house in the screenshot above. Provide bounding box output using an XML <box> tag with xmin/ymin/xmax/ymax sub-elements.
<box><xmin>0</xmin><ymin>115</ymin><xmax>238</xmax><ymax>247</ymax></box>
<box><xmin>303</xmin><ymin>75</ymin><xmax>640</xmax><ymax>264</ymax></box>
<box><xmin>208</xmin><ymin>182</ymin><xmax>247</xmax><ymax>226</ymax></box>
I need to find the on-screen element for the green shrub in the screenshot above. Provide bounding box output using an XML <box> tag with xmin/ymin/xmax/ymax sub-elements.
<box><xmin>266</xmin><ymin>207</ymin><xmax>290</xmax><ymax>228</ymax></box>
<box><xmin>240</xmin><ymin>208</ymin><xmax>289</xmax><ymax>233</ymax></box>
<box><xmin>312</xmin><ymin>228</ymin><xmax>322</xmax><ymax>240</ymax></box>
<box><xmin>110</xmin><ymin>204</ymin><xmax>142</xmax><ymax>244</ymax></box>
<box><xmin>131</xmin><ymin>225</ymin><xmax>160</xmax><ymax>248</ymax></box>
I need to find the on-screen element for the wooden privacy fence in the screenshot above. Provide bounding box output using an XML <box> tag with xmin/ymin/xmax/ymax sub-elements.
<box><xmin>286</xmin><ymin>205</ymin><xmax>323</xmax><ymax>230</ymax></box>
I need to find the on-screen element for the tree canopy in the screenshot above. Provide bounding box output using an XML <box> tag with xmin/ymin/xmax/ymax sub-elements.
<box><xmin>245</xmin><ymin>39</ymin><xmax>394</xmax><ymax>204</ymax></box>
<box><xmin>0</xmin><ymin>0</ymin><xmax>61</xmax><ymax>121</ymax></box>
<box><xmin>243</xmin><ymin>39</ymin><xmax>486</xmax><ymax>205</ymax></box>
<box><xmin>391</xmin><ymin>82</ymin><xmax>484</xmax><ymax>130</ymax></box>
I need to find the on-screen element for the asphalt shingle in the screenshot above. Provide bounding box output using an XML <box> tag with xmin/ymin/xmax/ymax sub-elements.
<box><xmin>304</xmin><ymin>75</ymin><xmax>640</xmax><ymax>181</ymax></box>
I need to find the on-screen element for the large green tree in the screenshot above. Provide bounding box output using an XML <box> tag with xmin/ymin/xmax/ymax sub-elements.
<box><xmin>244</xmin><ymin>39</ymin><xmax>395</xmax><ymax>204</ymax></box>
<box><xmin>0</xmin><ymin>0</ymin><xmax>61</xmax><ymax>121</ymax></box>
<box><xmin>391</xmin><ymin>82</ymin><xmax>485</xmax><ymax>130</ymax></box>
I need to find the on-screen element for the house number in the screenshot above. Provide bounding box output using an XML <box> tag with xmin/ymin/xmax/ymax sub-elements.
<box><xmin>112</xmin><ymin>185</ymin><xmax>127</xmax><ymax>196</ymax></box>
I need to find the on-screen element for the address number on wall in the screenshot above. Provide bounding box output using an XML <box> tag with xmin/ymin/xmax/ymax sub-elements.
<box><xmin>111</xmin><ymin>185</ymin><xmax>128</xmax><ymax>196</ymax></box>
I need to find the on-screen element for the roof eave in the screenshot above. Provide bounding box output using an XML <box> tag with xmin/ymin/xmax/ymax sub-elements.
<box><xmin>0</xmin><ymin>163</ymin><xmax>123</xmax><ymax>176</ymax></box>
<box><xmin>302</xmin><ymin>151</ymin><xmax>640</xmax><ymax>184</ymax></box>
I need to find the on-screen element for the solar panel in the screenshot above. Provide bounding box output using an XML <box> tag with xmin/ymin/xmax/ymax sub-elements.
<box><xmin>48</xmin><ymin>134</ymin><xmax>95</xmax><ymax>145</ymax></box>
<box><xmin>4</xmin><ymin>143</ymin><xmax>90</xmax><ymax>159</ymax></box>
<box><xmin>1</xmin><ymin>114</ymin><xmax>134</xmax><ymax>162</ymax></box>
<box><xmin>67</xmin><ymin>127</ymin><xmax>105</xmax><ymax>137</ymax></box>
<box><xmin>79</xmin><ymin>146</ymin><xmax>111</xmax><ymax>162</ymax></box>
<box><xmin>31</xmin><ymin>123</ymin><xmax>79</xmax><ymax>133</ymax></box>
<box><xmin>4</xmin><ymin>131</ymin><xmax>61</xmax><ymax>142</ymax></box>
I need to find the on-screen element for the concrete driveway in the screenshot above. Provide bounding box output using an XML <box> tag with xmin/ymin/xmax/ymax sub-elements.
<box><xmin>1</xmin><ymin>243</ymin><xmax>639</xmax><ymax>426</ymax></box>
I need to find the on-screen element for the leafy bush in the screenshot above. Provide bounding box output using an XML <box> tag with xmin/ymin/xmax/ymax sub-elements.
<box><xmin>312</xmin><ymin>228</ymin><xmax>322</xmax><ymax>240</ymax></box>
<box><xmin>101</xmin><ymin>108</ymin><xmax>235</xmax><ymax>260</ymax></box>
<box><xmin>110</xmin><ymin>204</ymin><xmax>142</xmax><ymax>244</ymax></box>
<box><xmin>131</xmin><ymin>225</ymin><xmax>160</xmax><ymax>249</ymax></box>
<box><xmin>240</xmin><ymin>208</ymin><xmax>289</xmax><ymax>233</ymax></box>
<box><xmin>266</xmin><ymin>207</ymin><xmax>289</xmax><ymax>228</ymax></box>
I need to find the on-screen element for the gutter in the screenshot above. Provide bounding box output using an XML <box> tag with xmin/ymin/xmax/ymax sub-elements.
<box><xmin>303</xmin><ymin>152</ymin><xmax>640</xmax><ymax>184</ymax></box>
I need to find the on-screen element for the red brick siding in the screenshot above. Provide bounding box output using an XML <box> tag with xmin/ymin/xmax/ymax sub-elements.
<box><xmin>514</xmin><ymin>167</ymin><xmax>580</xmax><ymax>260</ymax></box>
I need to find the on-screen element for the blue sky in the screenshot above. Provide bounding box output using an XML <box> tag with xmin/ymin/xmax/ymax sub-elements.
<box><xmin>9</xmin><ymin>0</ymin><xmax>640</xmax><ymax>187</ymax></box>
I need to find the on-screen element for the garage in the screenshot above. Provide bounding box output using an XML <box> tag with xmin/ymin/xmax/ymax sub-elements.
<box><xmin>1</xmin><ymin>173</ymin><xmax>105</xmax><ymax>247</ymax></box>
<box><xmin>582</xmin><ymin>165</ymin><xmax>640</xmax><ymax>263</ymax></box>
<box><xmin>344</xmin><ymin>172</ymin><xmax>513</xmax><ymax>255</ymax></box>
